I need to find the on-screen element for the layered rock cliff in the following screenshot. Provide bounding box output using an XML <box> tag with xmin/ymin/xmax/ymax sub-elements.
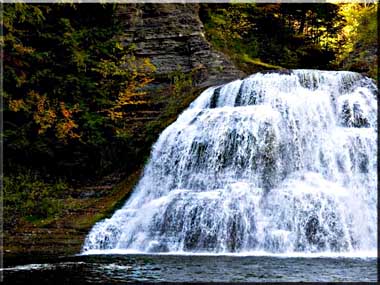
<box><xmin>116</xmin><ymin>3</ymin><xmax>243</xmax><ymax>88</ymax></box>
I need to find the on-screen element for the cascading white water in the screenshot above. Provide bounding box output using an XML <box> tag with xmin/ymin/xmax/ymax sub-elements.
<box><xmin>82</xmin><ymin>70</ymin><xmax>377</xmax><ymax>255</ymax></box>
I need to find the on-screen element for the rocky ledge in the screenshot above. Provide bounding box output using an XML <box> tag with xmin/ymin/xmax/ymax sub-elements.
<box><xmin>116</xmin><ymin>3</ymin><xmax>244</xmax><ymax>88</ymax></box>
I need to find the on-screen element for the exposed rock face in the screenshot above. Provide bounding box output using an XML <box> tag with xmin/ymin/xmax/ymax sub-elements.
<box><xmin>116</xmin><ymin>3</ymin><xmax>244</xmax><ymax>88</ymax></box>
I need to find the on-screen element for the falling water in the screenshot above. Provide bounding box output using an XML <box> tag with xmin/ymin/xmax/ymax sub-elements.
<box><xmin>83</xmin><ymin>70</ymin><xmax>377</xmax><ymax>255</ymax></box>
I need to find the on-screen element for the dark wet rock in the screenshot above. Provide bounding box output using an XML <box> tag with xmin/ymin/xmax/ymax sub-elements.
<box><xmin>147</xmin><ymin>242</ymin><xmax>169</xmax><ymax>253</ymax></box>
<box><xmin>340</xmin><ymin>100</ymin><xmax>352</xmax><ymax>127</ymax></box>
<box><xmin>209</xmin><ymin>86</ymin><xmax>221</xmax><ymax>108</ymax></box>
<box><xmin>226</xmin><ymin>213</ymin><xmax>244</xmax><ymax>252</ymax></box>
<box><xmin>259</xmin><ymin>69</ymin><xmax>293</xmax><ymax>75</ymax></box>
<box><xmin>234</xmin><ymin>83</ymin><xmax>244</xmax><ymax>106</ymax></box>
<box><xmin>352</xmin><ymin>103</ymin><xmax>370</xmax><ymax>128</ymax></box>
<box><xmin>340</xmin><ymin>100</ymin><xmax>370</xmax><ymax>128</ymax></box>
<box><xmin>184</xmin><ymin>228</ymin><xmax>201</xmax><ymax>251</ymax></box>
<box><xmin>305</xmin><ymin>216</ymin><xmax>320</xmax><ymax>244</ymax></box>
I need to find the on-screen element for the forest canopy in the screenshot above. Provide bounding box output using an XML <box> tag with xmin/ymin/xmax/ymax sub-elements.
<box><xmin>200</xmin><ymin>2</ymin><xmax>378</xmax><ymax>78</ymax></box>
<box><xmin>3</xmin><ymin>4</ymin><xmax>155</xmax><ymax>178</ymax></box>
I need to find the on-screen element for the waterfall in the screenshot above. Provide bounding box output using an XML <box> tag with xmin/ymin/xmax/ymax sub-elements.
<box><xmin>83</xmin><ymin>70</ymin><xmax>377</xmax><ymax>255</ymax></box>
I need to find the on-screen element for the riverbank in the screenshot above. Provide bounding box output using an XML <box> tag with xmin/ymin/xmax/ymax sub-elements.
<box><xmin>3</xmin><ymin>169</ymin><xmax>142</xmax><ymax>264</ymax></box>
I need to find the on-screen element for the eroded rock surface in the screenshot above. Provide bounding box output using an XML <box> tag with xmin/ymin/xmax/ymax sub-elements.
<box><xmin>117</xmin><ymin>3</ymin><xmax>244</xmax><ymax>88</ymax></box>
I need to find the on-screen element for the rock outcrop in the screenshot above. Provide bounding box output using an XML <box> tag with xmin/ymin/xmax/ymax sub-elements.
<box><xmin>116</xmin><ymin>3</ymin><xmax>244</xmax><ymax>88</ymax></box>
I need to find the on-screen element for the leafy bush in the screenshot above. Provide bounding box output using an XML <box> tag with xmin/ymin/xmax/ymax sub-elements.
<box><xmin>3</xmin><ymin>173</ymin><xmax>68</xmax><ymax>225</ymax></box>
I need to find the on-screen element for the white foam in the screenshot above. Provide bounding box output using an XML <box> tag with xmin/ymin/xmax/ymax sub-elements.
<box><xmin>83</xmin><ymin>70</ymin><xmax>377</xmax><ymax>255</ymax></box>
<box><xmin>81</xmin><ymin>249</ymin><xmax>377</xmax><ymax>259</ymax></box>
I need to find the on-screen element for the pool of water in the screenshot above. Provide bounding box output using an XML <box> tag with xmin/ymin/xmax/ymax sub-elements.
<box><xmin>2</xmin><ymin>254</ymin><xmax>378</xmax><ymax>283</ymax></box>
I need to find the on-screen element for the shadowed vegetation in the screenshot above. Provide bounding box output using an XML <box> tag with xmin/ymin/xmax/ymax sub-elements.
<box><xmin>200</xmin><ymin>2</ymin><xmax>377</xmax><ymax>79</ymax></box>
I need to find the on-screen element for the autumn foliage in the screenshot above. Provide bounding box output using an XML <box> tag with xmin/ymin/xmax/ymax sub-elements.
<box><xmin>3</xmin><ymin>4</ymin><xmax>155</xmax><ymax>177</ymax></box>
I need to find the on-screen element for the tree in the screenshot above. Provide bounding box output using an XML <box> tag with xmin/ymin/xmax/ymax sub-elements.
<box><xmin>336</xmin><ymin>2</ymin><xmax>377</xmax><ymax>79</ymax></box>
<box><xmin>3</xmin><ymin>3</ymin><xmax>156</xmax><ymax>178</ymax></box>
<box><xmin>200</xmin><ymin>3</ymin><xmax>345</xmax><ymax>72</ymax></box>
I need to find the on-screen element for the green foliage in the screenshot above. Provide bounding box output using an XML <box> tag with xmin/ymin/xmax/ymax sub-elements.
<box><xmin>201</xmin><ymin>2</ymin><xmax>377</xmax><ymax>79</ymax></box>
<box><xmin>3</xmin><ymin>173</ymin><xmax>68</xmax><ymax>224</ymax></box>
<box><xmin>338</xmin><ymin>3</ymin><xmax>377</xmax><ymax>54</ymax></box>
<box><xmin>169</xmin><ymin>67</ymin><xmax>193</xmax><ymax>98</ymax></box>
<box><xmin>200</xmin><ymin>3</ymin><xmax>345</xmax><ymax>73</ymax></box>
<box><xmin>3</xmin><ymin>4</ymin><xmax>155</xmax><ymax>178</ymax></box>
<box><xmin>201</xmin><ymin>4</ymin><xmax>253</xmax><ymax>51</ymax></box>
<box><xmin>337</xmin><ymin>3</ymin><xmax>378</xmax><ymax>80</ymax></box>
<box><xmin>200</xmin><ymin>4</ymin><xmax>259</xmax><ymax>73</ymax></box>
<box><xmin>241</xmin><ymin>54</ymin><xmax>283</xmax><ymax>70</ymax></box>
<box><xmin>144</xmin><ymin>70</ymin><xmax>201</xmax><ymax>148</ymax></box>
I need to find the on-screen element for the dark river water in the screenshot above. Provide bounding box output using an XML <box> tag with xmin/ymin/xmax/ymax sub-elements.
<box><xmin>2</xmin><ymin>253</ymin><xmax>378</xmax><ymax>283</ymax></box>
